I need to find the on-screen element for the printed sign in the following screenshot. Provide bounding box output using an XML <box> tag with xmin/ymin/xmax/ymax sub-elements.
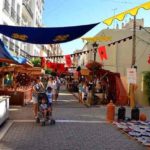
<box><xmin>127</xmin><ymin>68</ymin><xmax>137</xmax><ymax>84</ymax></box>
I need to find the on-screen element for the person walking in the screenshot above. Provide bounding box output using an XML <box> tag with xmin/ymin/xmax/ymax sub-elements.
<box><xmin>32</xmin><ymin>77</ymin><xmax>44</xmax><ymax>119</ymax></box>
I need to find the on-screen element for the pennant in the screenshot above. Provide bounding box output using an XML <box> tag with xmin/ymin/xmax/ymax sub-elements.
<box><xmin>41</xmin><ymin>57</ymin><xmax>46</xmax><ymax>68</ymax></box>
<box><xmin>148</xmin><ymin>55</ymin><xmax>150</xmax><ymax>64</ymax></box>
<box><xmin>65</xmin><ymin>55</ymin><xmax>72</xmax><ymax>67</ymax></box>
<box><xmin>98</xmin><ymin>46</ymin><xmax>108</xmax><ymax>61</ymax></box>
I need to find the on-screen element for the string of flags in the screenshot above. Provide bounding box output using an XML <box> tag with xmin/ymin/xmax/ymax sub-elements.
<box><xmin>40</xmin><ymin>35</ymin><xmax>133</xmax><ymax>69</ymax></box>
<box><xmin>31</xmin><ymin>35</ymin><xmax>132</xmax><ymax>59</ymax></box>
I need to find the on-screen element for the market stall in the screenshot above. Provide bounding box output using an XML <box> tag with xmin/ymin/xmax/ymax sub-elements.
<box><xmin>0</xmin><ymin>65</ymin><xmax>43</xmax><ymax>106</ymax></box>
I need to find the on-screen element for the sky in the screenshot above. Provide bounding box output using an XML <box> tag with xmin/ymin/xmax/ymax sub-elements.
<box><xmin>43</xmin><ymin>0</ymin><xmax>150</xmax><ymax>55</ymax></box>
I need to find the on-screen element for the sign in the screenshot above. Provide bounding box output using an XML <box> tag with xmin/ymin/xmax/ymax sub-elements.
<box><xmin>81</xmin><ymin>69</ymin><xmax>89</xmax><ymax>76</ymax></box>
<box><xmin>127</xmin><ymin>68</ymin><xmax>137</xmax><ymax>84</ymax></box>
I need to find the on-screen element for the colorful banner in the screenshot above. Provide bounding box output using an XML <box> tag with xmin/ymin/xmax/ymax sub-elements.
<box><xmin>98</xmin><ymin>46</ymin><xmax>108</xmax><ymax>61</ymax></box>
<box><xmin>0</xmin><ymin>23</ymin><xmax>99</xmax><ymax>44</ymax></box>
<box><xmin>65</xmin><ymin>55</ymin><xmax>72</xmax><ymax>67</ymax></box>
<box><xmin>46</xmin><ymin>61</ymin><xmax>65</xmax><ymax>73</ymax></box>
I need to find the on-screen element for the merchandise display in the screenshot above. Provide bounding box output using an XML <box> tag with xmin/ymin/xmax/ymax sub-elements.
<box><xmin>113</xmin><ymin>121</ymin><xmax>150</xmax><ymax>146</ymax></box>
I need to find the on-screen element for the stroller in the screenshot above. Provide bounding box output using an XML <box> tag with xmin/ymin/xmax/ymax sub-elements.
<box><xmin>36</xmin><ymin>92</ymin><xmax>55</xmax><ymax>126</ymax></box>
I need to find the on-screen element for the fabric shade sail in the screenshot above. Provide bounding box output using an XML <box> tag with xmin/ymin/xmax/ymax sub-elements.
<box><xmin>0</xmin><ymin>39</ymin><xmax>27</xmax><ymax>64</ymax></box>
<box><xmin>103</xmin><ymin>1</ymin><xmax>150</xmax><ymax>26</ymax></box>
<box><xmin>0</xmin><ymin>23</ymin><xmax>99</xmax><ymax>44</ymax></box>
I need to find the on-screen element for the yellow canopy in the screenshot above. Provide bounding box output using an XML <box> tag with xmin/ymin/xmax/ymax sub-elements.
<box><xmin>103</xmin><ymin>1</ymin><xmax>150</xmax><ymax>26</ymax></box>
<box><xmin>81</xmin><ymin>36</ymin><xmax>112</xmax><ymax>42</ymax></box>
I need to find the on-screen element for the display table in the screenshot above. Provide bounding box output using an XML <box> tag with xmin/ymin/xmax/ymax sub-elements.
<box><xmin>0</xmin><ymin>96</ymin><xmax>10</xmax><ymax>125</ymax></box>
<box><xmin>0</xmin><ymin>88</ymin><xmax>32</xmax><ymax>106</ymax></box>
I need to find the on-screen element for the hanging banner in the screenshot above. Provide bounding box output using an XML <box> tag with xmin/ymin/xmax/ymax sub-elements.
<box><xmin>65</xmin><ymin>55</ymin><xmax>72</xmax><ymax>67</ymax></box>
<box><xmin>41</xmin><ymin>57</ymin><xmax>46</xmax><ymax>68</ymax></box>
<box><xmin>127</xmin><ymin>68</ymin><xmax>137</xmax><ymax>84</ymax></box>
<box><xmin>0</xmin><ymin>23</ymin><xmax>99</xmax><ymax>44</ymax></box>
<box><xmin>81</xmin><ymin>36</ymin><xmax>112</xmax><ymax>42</ymax></box>
<box><xmin>103</xmin><ymin>1</ymin><xmax>150</xmax><ymax>26</ymax></box>
<box><xmin>148</xmin><ymin>55</ymin><xmax>150</xmax><ymax>64</ymax></box>
<box><xmin>98</xmin><ymin>46</ymin><xmax>108</xmax><ymax>61</ymax></box>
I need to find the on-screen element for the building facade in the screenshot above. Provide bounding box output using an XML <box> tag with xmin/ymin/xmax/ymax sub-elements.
<box><xmin>0</xmin><ymin>0</ymin><xmax>45</xmax><ymax>57</ymax></box>
<box><xmin>81</xmin><ymin>19</ymin><xmax>150</xmax><ymax>106</ymax></box>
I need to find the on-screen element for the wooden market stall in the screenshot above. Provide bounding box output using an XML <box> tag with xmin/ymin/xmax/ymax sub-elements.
<box><xmin>0</xmin><ymin>65</ymin><xmax>43</xmax><ymax>106</ymax></box>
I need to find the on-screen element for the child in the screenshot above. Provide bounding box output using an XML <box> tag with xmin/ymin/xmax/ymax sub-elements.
<box><xmin>46</xmin><ymin>87</ymin><xmax>53</xmax><ymax>115</ymax></box>
<box><xmin>39</xmin><ymin>98</ymin><xmax>48</xmax><ymax>120</ymax></box>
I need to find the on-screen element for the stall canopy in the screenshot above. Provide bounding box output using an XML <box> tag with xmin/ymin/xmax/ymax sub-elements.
<box><xmin>0</xmin><ymin>39</ymin><xmax>27</xmax><ymax>64</ymax></box>
<box><xmin>0</xmin><ymin>23</ymin><xmax>99</xmax><ymax>44</ymax></box>
<box><xmin>103</xmin><ymin>1</ymin><xmax>150</xmax><ymax>26</ymax></box>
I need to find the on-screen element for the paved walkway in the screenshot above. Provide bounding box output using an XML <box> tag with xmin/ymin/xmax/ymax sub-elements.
<box><xmin>0</xmin><ymin>86</ymin><xmax>148</xmax><ymax>150</ymax></box>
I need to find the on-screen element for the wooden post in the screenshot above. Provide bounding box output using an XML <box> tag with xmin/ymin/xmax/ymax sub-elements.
<box><xmin>129</xmin><ymin>16</ymin><xmax>136</xmax><ymax>108</ymax></box>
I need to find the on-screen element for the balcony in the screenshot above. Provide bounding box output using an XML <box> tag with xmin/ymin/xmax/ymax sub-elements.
<box><xmin>20</xmin><ymin>49</ymin><xmax>31</xmax><ymax>59</ymax></box>
<box><xmin>3</xmin><ymin>0</ymin><xmax>10</xmax><ymax>14</ymax></box>
<box><xmin>11</xmin><ymin>7</ymin><xmax>16</xmax><ymax>20</ymax></box>
<box><xmin>22</xmin><ymin>0</ymin><xmax>33</xmax><ymax>18</ymax></box>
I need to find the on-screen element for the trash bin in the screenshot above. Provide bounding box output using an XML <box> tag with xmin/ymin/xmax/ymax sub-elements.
<box><xmin>131</xmin><ymin>107</ymin><xmax>140</xmax><ymax>121</ymax></box>
<box><xmin>117</xmin><ymin>106</ymin><xmax>126</xmax><ymax>121</ymax></box>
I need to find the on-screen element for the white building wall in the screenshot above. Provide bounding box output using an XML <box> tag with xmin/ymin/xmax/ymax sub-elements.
<box><xmin>81</xmin><ymin>25</ymin><xmax>150</xmax><ymax>106</ymax></box>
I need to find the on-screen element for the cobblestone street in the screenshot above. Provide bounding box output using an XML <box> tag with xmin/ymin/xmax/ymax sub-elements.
<box><xmin>0</xmin><ymin>86</ymin><xmax>148</xmax><ymax>150</ymax></box>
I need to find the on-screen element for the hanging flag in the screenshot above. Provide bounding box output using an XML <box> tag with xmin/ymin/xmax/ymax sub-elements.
<box><xmin>148</xmin><ymin>55</ymin><xmax>150</xmax><ymax>64</ymax></box>
<box><xmin>65</xmin><ymin>55</ymin><xmax>72</xmax><ymax>67</ymax></box>
<box><xmin>98</xmin><ymin>46</ymin><xmax>108</xmax><ymax>61</ymax></box>
<box><xmin>41</xmin><ymin>57</ymin><xmax>46</xmax><ymax>68</ymax></box>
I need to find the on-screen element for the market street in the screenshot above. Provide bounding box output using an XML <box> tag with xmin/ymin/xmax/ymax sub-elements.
<box><xmin>0</xmin><ymin>86</ymin><xmax>147</xmax><ymax>150</ymax></box>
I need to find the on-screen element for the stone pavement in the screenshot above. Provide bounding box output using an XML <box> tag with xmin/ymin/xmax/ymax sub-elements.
<box><xmin>0</xmin><ymin>86</ymin><xmax>148</xmax><ymax>150</ymax></box>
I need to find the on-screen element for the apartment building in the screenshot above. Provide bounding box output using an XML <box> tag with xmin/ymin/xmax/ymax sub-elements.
<box><xmin>0</xmin><ymin>0</ymin><xmax>45</xmax><ymax>57</ymax></box>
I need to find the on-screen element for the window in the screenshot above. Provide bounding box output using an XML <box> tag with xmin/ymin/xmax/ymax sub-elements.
<box><xmin>17</xmin><ymin>4</ymin><xmax>20</xmax><ymax>24</ymax></box>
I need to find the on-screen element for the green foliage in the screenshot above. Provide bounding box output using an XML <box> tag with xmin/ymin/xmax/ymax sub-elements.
<box><xmin>144</xmin><ymin>71</ymin><xmax>150</xmax><ymax>99</ymax></box>
<box><xmin>51</xmin><ymin>71</ymin><xmax>57</xmax><ymax>77</ymax></box>
<box><xmin>45</xmin><ymin>69</ymin><xmax>52</xmax><ymax>74</ymax></box>
<box><xmin>31</xmin><ymin>58</ymin><xmax>41</xmax><ymax>67</ymax></box>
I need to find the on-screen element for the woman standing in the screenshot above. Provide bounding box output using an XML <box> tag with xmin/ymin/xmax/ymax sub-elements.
<box><xmin>32</xmin><ymin>77</ymin><xmax>44</xmax><ymax>118</ymax></box>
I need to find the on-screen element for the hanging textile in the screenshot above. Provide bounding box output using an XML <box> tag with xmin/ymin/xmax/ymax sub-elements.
<box><xmin>0</xmin><ymin>23</ymin><xmax>99</xmax><ymax>44</ymax></box>
<box><xmin>0</xmin><ymin>39</ymin><xmax>27</xmax><ymax>64</ymax></box>
<box><xmin>148</xmin><ymin>55</ymin><xmax>150</xmax><ymax>64</ymax></box>
<box><xmin>65</xmin><ymin>55</ymin><xmax>72</xmax><ymax>67</ymax></box>
<box><xmin>103</xmin><ymin>1</ymin><xmax>150</xmax><ymax>26</ymax></box>
<box><xmin>98</xmin><ymin>46</ymin><xmax>108</xmax><ymax>61</ymax></box>
<box><xmin>41</xmin><ymin>57</ymin><xmax>46</xmax><ymax>68</ymax></box>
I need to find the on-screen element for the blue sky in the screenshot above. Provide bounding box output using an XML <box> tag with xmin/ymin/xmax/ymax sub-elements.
<box><xmin>43</xmin><ymin>0</ymin><xmax>150</xmax><ymax>55</ymax></box>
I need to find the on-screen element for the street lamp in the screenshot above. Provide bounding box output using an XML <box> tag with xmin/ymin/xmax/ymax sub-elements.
<box><xmin>92</xmin><ymin>42</ymin><xmax>98</xmax><ymax>62</ymax></box>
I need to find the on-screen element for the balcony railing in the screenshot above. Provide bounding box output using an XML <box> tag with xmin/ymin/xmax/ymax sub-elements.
<box><xmin>20</xmin><ymin>49</ymin><xmax>31</xmax><ymax>59</ymax></box>
<box><xmin>23</xmin><ymin>0</ymin><xmax>33</xmax><ymax>18</ymax></box>
<box><xmin>11</xmin><ymin>7</ymin><xmax>16</xmax><ymax>20</ymax></box>
<box><xmin>3</xmin><ymin>0</ymin><xmax>10</xmax><ymax>13</ymax></box>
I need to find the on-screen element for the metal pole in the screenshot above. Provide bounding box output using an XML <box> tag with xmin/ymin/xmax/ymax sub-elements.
<box><xmin>94</xmin><ymin>49</ymin><xmax>96</xmax><ymax>62</ymax></box>
<box><xmin>131</xmin><ymin>15</ymin><xmax>136</xmax><ymax>67</ymax></box>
